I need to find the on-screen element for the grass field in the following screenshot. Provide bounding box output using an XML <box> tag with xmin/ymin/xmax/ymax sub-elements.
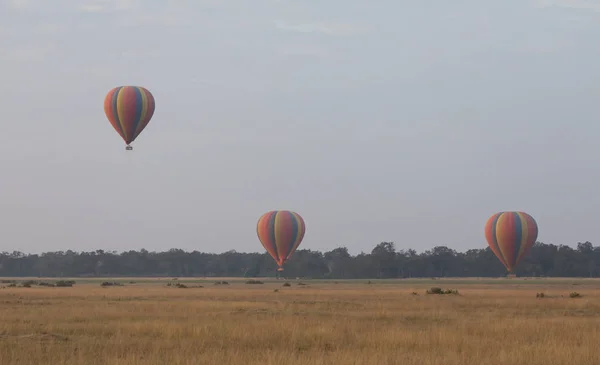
<box><xmin>0</xmin><ymin>277</ymin><xmax>599</xmax><ymax>365</ymax></box>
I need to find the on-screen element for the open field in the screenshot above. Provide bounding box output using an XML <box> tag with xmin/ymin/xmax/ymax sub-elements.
<box><xmin>0</xmin><ymin>278</ymin><xmax>599</xmax><ymax>365</ymax></box>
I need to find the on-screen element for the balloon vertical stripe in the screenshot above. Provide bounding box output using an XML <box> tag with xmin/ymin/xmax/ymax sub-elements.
<box><xmin>274</xmin><ymin>212</ymin><xmax>293</xmax><ymax>259</ymax></box>
<box><xmin>129</xmin><ymin>87</ymin><xmax>143</xmax><ymax>136</ymax></box>
<box><xmin>287</xmin><ymin>212</ymin><xmax>306</xmax><ymax>259</ymax></box>
<box><xmin>267</xmin><ymin>212</ymin><xmax>279</xmax><ymax>259</ymax></box>
<box><xmin>257</xmin><ymin>210</ymin><xmax>306</xmax><ymax>270</ymax></box>
<box><xmin>484</xmin><ymin>211</ymin><xmax>538</xmax><ymax>273</ymax></box>
<box><xmin>485</xmin><ymin>213</ymin><xmax>508</xmax><ymax>268</ymax></box>
<box><xmin>136</xmin><ymin>90</ymin><xmax>151</xmax><ymax>136</ymax></box>
<box><xmin>517</xmin><ymin>213</ymin><xmax>538</xmax><ymax>264</ymax></box>
<box><xmin>105</xmin><ymin>87</ymin><xmax>124</xmax><ymax>138</ymax></box>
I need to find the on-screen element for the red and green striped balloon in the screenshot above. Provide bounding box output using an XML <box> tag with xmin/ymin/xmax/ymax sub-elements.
<box><xmin>257</xmin><ymin>210</ymin><xmax>306</xmax><ymax>271</ymax></box>
<box><xmin>104</xmin><ymin>86</ymin><xmax>155</xmax><ymax>148</ymax></box>
<box><xmin>484</xmin><ymin>211</ymin><xmax>538</xmax><ymax>273</ymax></box>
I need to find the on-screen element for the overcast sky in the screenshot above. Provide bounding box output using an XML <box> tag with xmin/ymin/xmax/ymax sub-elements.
<box><xmin>1</xmin><ymin>0</ymin><xmax>599</xmax><ymax>255</ymax></box>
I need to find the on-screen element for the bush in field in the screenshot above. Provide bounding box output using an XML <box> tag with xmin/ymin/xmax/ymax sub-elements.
<box><xmin>245</xmin><ymin>280</ymin><xmax>263</xmax><ymax>284</ymax></box>
<box><xmin>56</xmin><ymin>280</ymin><xmax>75</xmax><ymax>287</ymax></box>
<box><xmin>426</xmin><ymin>287</ymin><xmax>459</xmax><ymax>295</ymax></box>
<box><xmin>101</xmin><ymin>282</ymin><xmax>122</xmax><ymax>287</ymax></box>
<box><xmin>167</xmin><ymin>282</ymin><xmax>188</xmax><ymax>288</ymax></box>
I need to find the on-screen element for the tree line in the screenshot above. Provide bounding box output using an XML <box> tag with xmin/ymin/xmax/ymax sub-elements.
<box><xmin>0</xmin><ymin>241</ymin><xmax>599</xmax><ymax>278</ymax></box>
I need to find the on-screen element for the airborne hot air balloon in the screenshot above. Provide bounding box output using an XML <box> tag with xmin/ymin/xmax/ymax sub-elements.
<box><xmin>257</xmin><ymin>210</ymin><xmax>306</xmax><ymax>272</ymax></box>
<box><xmin>104</xmin><ymin>86</ymin><xmax>156</xmax><ymax>150</ymax></box>
<box><xmin>484</xmin><ymin>211</ymin><xmax>538</xmax><ymax>274</ymax></box>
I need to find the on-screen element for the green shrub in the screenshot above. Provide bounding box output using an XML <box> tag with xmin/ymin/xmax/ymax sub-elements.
<box><xmin>101</xmin><ymin>282</ymin><xmax>122</xmax><ymax>287</ymax></box>
<box><xmin>56</xmin><ymin>280</ymin><xmax>75</xmax><ymax>287</ymax></box>
<box><xmin>426</xmin><ymin>287</ymin><xmax>459</xmax><ymax>295</ymax></box>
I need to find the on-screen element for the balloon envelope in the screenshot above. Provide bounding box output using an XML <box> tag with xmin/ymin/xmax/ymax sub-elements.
<box><xmin>484</xmin><ymin>211</ymin><xmax>538</xmax><ymax>273</ymax></box>
<box><xmin>256</xmin><ymin>210</ymin><xmax>306</xmax><ymax>271</ymax></box>
<box><xmin>104</xmin><ymin>86</ymin><xmax>155</xmax><ymax>146</ymax></box>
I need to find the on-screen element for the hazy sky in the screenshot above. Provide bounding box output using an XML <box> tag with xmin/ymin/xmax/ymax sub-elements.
<box><xmin>1</xmin><ymin>0</ymin><xmax>600</xmax><ymax>255</ymax></box>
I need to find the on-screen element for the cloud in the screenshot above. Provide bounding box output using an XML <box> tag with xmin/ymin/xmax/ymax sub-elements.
<box><xmin>116</xmin><ymin>13</ymin><xmax>191</xmax><ymax>27</ymax></box>
<box><xmin>279</xmin><ymin>44</ymin><xmax>332</xmax><ymax>58</ymax></box>
<box><xmin>274</xmin><ymin>20</ymin><xmax>367</xmax><ymax>36</ymax></box>
<box><xmin>35</xmin><ymin>23</ymin><xmax>66</xmax><ymax>34</ymax></box>
<box><xmin>2</xmin><ymin>0</ymin><xmax>138</xmax><ymax>12</ymax></box>
<box><xmin>533</xmin><ymin>0</ymin><xmax>600</xmax><ymax>11</ymax></box>
<box><xmin>5</xmin><ymin>0</ymin><xmax>32</xmax><ymax>9</ymax></box>
<box><xmin>118</xmin><ymin>49</ymin><xmax>161</xmax><ymax>59</ymax></box>
<box><xmin>0</xmin><ymin>25</ymin><xmax>16</xmax><ymax>38</ymax></box>
<box><xmin>77</xmin><ymin>0</ymin><xmax>140</xmax><ymax>12</ymax></box>
<box><xmin>78</xmin><ymin>4</ymin><xmax>105</xmax><ymax>12</ymax></box>
<box><xmin>76</xmin><ymin>0</ymin><xmax>192</xmax><ymax>27</ymax></box>
<box><xmin>0</xmin><ymin>43</ymin><xmax>57</xmax><ymax>60</ymax></box>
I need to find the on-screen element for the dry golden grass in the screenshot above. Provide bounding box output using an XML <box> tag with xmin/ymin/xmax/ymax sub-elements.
<box><xmin>0</xmin><ymin>279</ymin><xmax>599</xmax><ymax>365</ymax></box>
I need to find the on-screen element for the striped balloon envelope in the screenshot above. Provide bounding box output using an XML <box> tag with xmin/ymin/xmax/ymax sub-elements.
<box><xmin>103</xmin><ymin>86</ymin><xmax>156</xmax><ymax>150</ymax></box>
<box><xmin>256</xmin><ymin>210</ymin><xmax>306</xmax><ymax>271</ymax></box>
<box><xmin>484</xmin><ymin>211</ymin><xmax>538</xmax><ymax>273</ymax></box>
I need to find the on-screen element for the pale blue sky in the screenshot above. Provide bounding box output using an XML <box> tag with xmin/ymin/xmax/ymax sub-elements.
<box><xmin>1</xmin><ymin>0</ymin><xmax>599</xmax><ymax>255</ymax></box>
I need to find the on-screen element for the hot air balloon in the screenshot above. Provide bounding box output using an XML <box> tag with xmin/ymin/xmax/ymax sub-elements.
<box><xmin>103</xmin><ymin>86</ymin><xmax>156</xmax><ymax>150</ymax></box>
<box><xmin>256</xmin><ymin>210</ymin><xmax>306</xmax><ymax>272</ymax></box>
<box><xmin>484</xmin><ymin>211</ymin><xmax>538</xmax><ymax>275</ymax></box>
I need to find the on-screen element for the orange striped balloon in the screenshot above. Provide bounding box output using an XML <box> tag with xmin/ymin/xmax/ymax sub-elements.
<box><xmin>257</xmin><ymin>210</ymin><xmax>306</xmax><ymax>271</ymax></box>
<box><xmin>484</xmin><ymin>211</ymin><xmax>538</xmax><ymax>273</ymax></box>
<box><xmin>104</xmin><ymin>86</ymin><xmax>155</xmax><ymax>148</ymax></box>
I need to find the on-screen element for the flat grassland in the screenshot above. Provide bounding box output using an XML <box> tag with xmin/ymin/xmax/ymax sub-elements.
<box><xmin>0</xmin><ymin>277</ymin><xmax>599</xmax><ymax>365</ymax></box>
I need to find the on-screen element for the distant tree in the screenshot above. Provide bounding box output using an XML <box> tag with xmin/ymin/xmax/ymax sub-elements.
<box><xmin>0</xmin><ymin>241</ymin><xmax>597</xmax><ymax>278</ymax></box>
